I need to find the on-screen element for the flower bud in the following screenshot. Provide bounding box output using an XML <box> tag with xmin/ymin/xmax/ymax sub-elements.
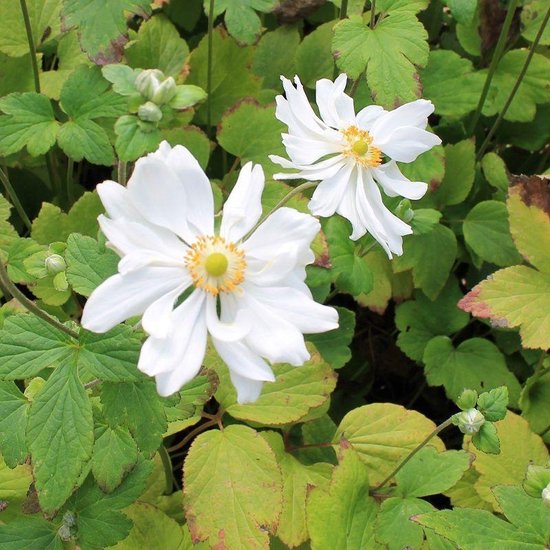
<box><xmin>151</xmin><ymin>76</ymin><xmax>177</xmax><ymax>105</ymax></box>
<box><xmin>62</xmin><ymin>511</ymin><xmax>76</xmax><ymax>527</ymax></box>
<box><xmin>457</xmin><ymin>389</ymin><xmax>478</xmax><ymax>410</ymax></box>
<box><xmin>58</xmin><ymin>524</ymin><xmax>73</xmax><ymax>542</ymax></box>
<box><xmin>543</xmin><ymin>483</ymin><xmax>550</xmax><ymax>506</ymax></box>
<box><xmin>135</xmin><ymin>69</ymin><xmax>164</xmax><ymax>99</ymax></box>
<box><xmin>138</xmin><ymin>101</ymin><xmax>163</xmax><ymax>123</ymax></box>
<box><xmin>395</xmin><ymin>199</ymin><xmax>414</xmax><ymax>223</ymax></box>
<box><xmin>456</xmin><ymin>408</ymin><xmax>485</xmax><ymax>434</ymax></box>
<box><xmin>45</xmin><ymin>254</ymin><xmax>66</xmax><ymax>275</ymax></box>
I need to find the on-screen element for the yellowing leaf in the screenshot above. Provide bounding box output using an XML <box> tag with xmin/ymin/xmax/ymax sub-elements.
<box><xmin>183</xmin><ymin>425</ymin><xmax>282</xmax><ymax>549</ymax></box>
<box><xmin>334</xmin><ymin>403</ymin><xmax>444</xmax><ymax>484</ymax></box>
<box><xmin>465</xmin><ymin>412</ymin><xmax>548</xmax><ymax>511</ymax></box>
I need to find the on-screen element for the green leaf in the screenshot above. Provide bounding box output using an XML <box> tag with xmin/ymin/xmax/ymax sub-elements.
<box><xmin>168</xmin><ymin>85</ymin><xmax>207</xmax><ymax>110</ymax></box>
<box><xmin>110</xmin><ymin>501</ymin><xmax>188</xmax><ymax>549</ymax></box>
<box><xmin>6</xmin><ymin>238</ymin><xmax>44</xmax><ymax>283</ymax></box>
<box><xmin>477</xmin><ymin>386</ymin><xmax>509</xmax><ymax>422</ymax></box>
<box><xmin>0</xmin><ymin>518</ymin><xmax>62</xmax><ymax>550</ymax></box>
<box><xmin>65</xmin><ymin>234</ymin><xmax>119</xmax><ymax>297</ymax></box>
<box><xmin>115</xmin><ymin>115</ymin><xmax>162</xmax><ymax>161</ymax></box>
<box><xmin>307</xmin><ymin>307</ymin><xmax>355</xmax><ymax>369</ymax></box>
<box><xmin>430</xmin><ymin>140</ymin><xmax>475</xmax><ymax>207</ymax></box>
<box><xmin>444</xmin><ymin>467</ymin><xmax>493</xmax><ymax>511</ymax></box>
<box><xmin>186</xmin><ymin>28</ymin><xmax>261</xmax><ymax>125</ymax></box>
<box><xmin>102</xmin><ymin>64</ymin><xmax>139</xmax><ymax>96</ymax></box>
<box><xmin>483</xmin><ymin>50</ymin><xmax>550</xmax><ymax>122</ymax></box>
<box><xmin>422</xmin><ymin>336</ymin><xmax>521</xmax><ymax>403</ymax></box>
<box><xmin>395</xmin><ymin>447</ymin><xmax>471</xmax><ymax>498</ymax></box>
<box><xmin>0</xmin><ymin>455</ymin><xmax>32</xmax><ymax>522</ymax></box>
<box><xmin>521</xmin><ymin>0</ymin><xmax>550</xmax><ymax>45</ymax></box>
<box><xmin>521</xmin><ymin>369</ymin><xmax>550</xmax><ymax>434</ymax></box>
<box><xmin>0</xmin><ymin>381</ymin><xmax>29</xmax><ymax>467</ymax></box>
<box><xmin>57</xmin><ymin>118</ymin><xmax>115</xmax><ymax>165</ymax></box>
<box><xmin>376</xmin><ymin>496</ymin><xmax>434</xmax><ymax>550</ymax></box>
<box><xmin>92</xmin><ymin>425</ymin><xmax>138</xmax><ymax>492</ymax></box>
<box><xmin>62</xmin><ymin>0</ymin><xmax>152</xmax><ymax>63</ymax></box>
<box><xmin>217</xmin><ymin>101</ymin><xmax>285</xmax><ymax>177</ymax></box>
<box><xmin>32</xmin><ymin>192</ymin><xmax>104</xmax><ymax>244</ymax></box>
<box><xmin>295</xmin><ymin>22</ymin><xmax>335</xmax><ymax>88</ymax></box>
<box><xmin>465</xmin><ymin>411</ymin><xmax>548</xmax><ymax>510</ymax></box>
<box><xmin>0</xmin><ymin>196</ymin><xmax>18</xmax><ymax>262</ymax></box>
<box><xmin>208</xmin><ymin>0</ymin><xmax>277</xmax><ymax>45</ymax></box>
<box><xmin>212</xmin><ymin>345</ymin><xmax>337</xmax><ymax>426</ymax></box>
<box><xmin>446</xmin><ymin>0</ymin><xmax>477</xmax><ymax>24</ymax></box>
<box><xmin>401</xmin><ymin>144</ymin><xmax>445</xmax><ymax>197</ymax></box>
<box><xmin>472</xmin><ymin>421</ymin><xmax>500</xmax><ymax>454</ymax></box>
<box><xmin>463</xmin><ymin>201</ymin><xmax>522</xmax><ymax>267</ymax></box>
<box><xmin>161</xmin><ymin>126</ymin><xmax>211</xmax><ymax>170</ymax></box>
<box><xmin>332</xmin><ymin>13</ymin><xmax>429</xmax><ymax>106</ymax></box>
<box><xmin>125</xmin><ymin>15</ymin><xmax>189</xmax><ymax>77</ymax></box>
<box><xmin>0</xmin><ymin>314</ymin><xmax>72</xmax><ymax>380</ymax></box>
<box><xmin>334</xmin><ymin>403</ymin><xmax>444</xmax><ymax>484</ymax></box>
<box><xmin>307</xmin><ymin>443</ymin><xmax>381</xmax><ymax>549</ymax></box>
<box><xmin>325</xmin><ymin>217</ymin><xmax>373</xmax><ymax>296</ymax></box>
<box><xmin>0</xmin><ymin>0</ymin><xmax>61</xmax><ymax>57</ymax></box>
<box><xmin>183</xmin><ymin>425</ymin><xmax>282</xmax><ymax>548</ymax></box>
<box><xmin>262</xmin><ymin>432</ymin><xmax>332</xmax><ymax>548</ymax></box>
<box><xmin>356</xmin><ymin>249</ymin><xmax>393</xmax><ymax>313</ymax></box>
<box><xmin>481</xmin><ymin>152</ymin><xmax>509</xmax><ymax>192</ymax></box>
<box><xmin>27</xmin><ymin>360</ymin><xmax>94</xmax><ymax>513</ymax></box>
<box><xmin>0</xmin><ymin>92</ymin><xmax>59</xmax><ymax>156</ymax></box>
<box><xmin>101</xmin><ymin>381</ymin><xmax>167</xmax><ymax>454</ymax></box>
<box><xmin>393</xmin><ymin>223</ymin><xmax>457</xmax><ymax>300</ymax></box>
<box><xmin>421</xmin><ymin>50</ymin><xmax>484</xmax><ymax>118</ymax></box>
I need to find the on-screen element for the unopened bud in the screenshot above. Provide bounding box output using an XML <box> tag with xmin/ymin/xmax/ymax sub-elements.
<box><xmin>138</xmin><ymin>101</ymin><xmax>163</xmax><ymax>122</ymax></box>
<box><xmin>543</xmin><ymin>483</ymin><xmax>550</xmax><ymax>506</ymax></box>
<box><xmin>457</xmin><ymin>389</ymin><xmax>478</xmax><ymax>410</ymax></box>
<box><xmin>135</xmin><ymin>69</ymin><xmax>164</xmax><ymax>99</ymax></box>
<box><xmin>151</xmin><ymin>76</ymin><xmax>176</xmax><ymax>105</ymax></box>
<box><xmin>62</xmin><ymin>511</ymin><xmax>76</xmax><ymax>527</ymax></box>
<box><xmin>45</xmin><ymin>254</ymin><xmax>66</xmax><ymax>275</ymax></box>
<box><xmin>456</xmin><ymin>408</ymin><xmax>485</xmax><ymax>434</ymax></box>
<box><xmin>395</xmin><ymin>199</ymin><xmax>414</xmax><ymax>223</ymax></box>
<box><xmin>58</xmin><ymin>524</ymin><xmax>73</xmax><ymax>542</ymax></box>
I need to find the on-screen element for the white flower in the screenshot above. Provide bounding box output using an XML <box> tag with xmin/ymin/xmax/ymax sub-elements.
<box><xmin>269</xmin><ymin>74</ymin><xmax>442</xmax><ymax>257</ymax></box>
<box><xmin>81</xmin><ymin>142</ymin><xmax>338</xmax><ymax>403</ymax></box>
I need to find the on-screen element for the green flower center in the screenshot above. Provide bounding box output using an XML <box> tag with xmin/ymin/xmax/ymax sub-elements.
<box><xmin>352</xmin><ymin>140</ymin><xmax>369</xmax><ymax>156</ymax></box>
<box><xmin>204</xmin><ymin>252</ymin><xmax>229</xmax><ymax>277</ymax></box>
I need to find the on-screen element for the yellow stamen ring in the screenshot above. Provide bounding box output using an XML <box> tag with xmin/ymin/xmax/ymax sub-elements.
<box><xmin>342</xmin><ymin>126</ymin><xmax>382</xmax><ymax>168</ymax></box>
<box><xmin>185</xmin><ymin>236</ymin><xmax>246</xmax><ymax>296</ymax></box>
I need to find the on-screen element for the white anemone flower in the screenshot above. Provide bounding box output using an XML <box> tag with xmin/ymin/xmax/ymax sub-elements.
<box><xmin>81</xmin><ymin>142</ymin><xmax>338</xmax><ymax>403</ymax></box>
<box><xmin>269</xmin><ymin>74</ymin><xmax>442</xmax><ymax>257</ymax></box>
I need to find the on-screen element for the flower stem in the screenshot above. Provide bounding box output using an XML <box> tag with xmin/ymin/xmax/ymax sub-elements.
<box><xmin>166</xmin><ymin>419</ymin><xmax>218</xmax><ymax>453</ymax></box>
<box><xmin>242</xmin><ymin>181</ymin><xmax>318</xmax><ymax>241</ymax></box>
<box><xmin>0</xmin><ymin>167</ymin><xmax>32</xmax><ymax>231</ymax></box>
<box><xmin>468</xmin><ymin>0</ymin><xmax>520</xmax><ymax>135</ymax></box>
<box><xmin>206</xmin><ymin>0</ymin><xmax>215</xmax><ymax>132</ymax></box>
<box><xmin>66</xmin><ymin>158</ymin><xmax>75</xmax><ymax>206</ymax></box>
<box><xmin>0</xmin><ymin>261</ymin><xmax>79</xmax><ymax>339</ymax></box>
<box><xmin>117</xmin><ymin>160</ymin><xmax>128</xmax><ymax>186</ymax></box>
<box><xmin>370</xmin><ymin>0</ymin><xmax>376</xmax><ymax>27</ymax></box>
<box><xmin>340</xmin><ymin>0</ymin><xmax>348</xmax><ymax>19</ymax></box>
<box><xmin>158</xmin><ymin>444</ymin><xmax>175</xmax><ymax>494</ymax></box>
<box><xmin>19</xmin><ymin>0</ymin><xmax>40</xmax><ymax>93</ymax></box>
<box><xmin>476</xmin><ymin>6</ymin><xmax>550</xmax><ymax>161</ymax></box>
<box><xmin>372</xmin><ymin>417</ymin><xmax>453</xmax><ymax>492</ymax></box>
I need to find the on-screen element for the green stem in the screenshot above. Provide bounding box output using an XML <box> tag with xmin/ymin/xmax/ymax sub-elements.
<box><xmin>19</xmin><ymin>0</ymin><xmax>41</xmax><ymax>93</ymax></box>
<box><xmin>0</xmin><ymin>261</ymin><xmax>79</xmax><ymax>339</ymax></box>
<box><xmin>117</xmin><ymin>160</ymin><xmax>128</xmax><ymax>186</ymax></box>
<box><xmin>340</xmin><ymin>0</ymin><xmax>348</xmax><ymax>19</ymax></box>
<box><xmin>372</xmin><ymin>417</ymin><xmax>453</xmax><ymax>492</ymax></box>
<box><xmin>476</xmin><ymin>6</ymin><xmax>550</xmax><ymax>161</ymax></box>
<box><xmin>158</xmin><ymin>444</ymin><xmax>174</xmax><ymax>495</ymax></box>
<box><xmin>242</xmin><ymin>181</ymin><xmax>318</xmax><ymax>241</ymax></box>
<box><xmin>66</xmin><ymin>158</ymin><xmax>75</xmax><ymax>206</ymax></box>
<box><xmin>206</xmin><ymin>0</ymin><xmax>215</xmax><ymax>132</ymax></box>
<box><xmin>370</xmin><ymin>0</ymin><xmax>376</xmax><ymax>27</ymax></box>
<box><xmin>0</xmin><ymin>167</ymin><xmax>32</xmax><ymax>231</ymax></box>
<box><xmin>468</xmin><ymin>0</ymin><xmax>520</xmax><ymax>135</ymax></box>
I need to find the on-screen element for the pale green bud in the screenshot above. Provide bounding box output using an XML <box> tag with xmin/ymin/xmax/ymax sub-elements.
<box><xmin>135</xmin><ymin>69</ymin><xmax>164</xmax><ymax>99</ymax></box>
<box><xmin>457</xmin><ymin>389</ymin><xmax>478</xmax><ymax>410</ymax></box>
<box><xmin>58</xmin><ymin>525</ymin><xmax>72</xmax><ymax>542</ymax></box>
<box><xmin>45</xmin><ymin>253</ymin><xmax>66</xmax><ymax>275</ymax></box>
<box><xmin>62</xmin><ymin>511</ymin><xmax>76</xmax><ymax>527</ymax></box>
<box><xmin>151</xmin><ymin>76</ymin><xmax>177</xmax><ymax>105</ymax></box>
<box><xmin>542</xmin><ymin>483</ymin><xmax>550</xmax><ymax>506</ymax></box>
<box><xmin>456</xmin><ymin>408</ymin><xmax>485</xmax><ymax>435</ymax></box>
<box><xmin>395</xmin><ymin>199</ymin><xmax>414</xmax><ymax>223</ymax></box>
<box><xmin>138</xmin><ymin>101</ymin><xmax>163</xmax><ymax>122</ymax></box>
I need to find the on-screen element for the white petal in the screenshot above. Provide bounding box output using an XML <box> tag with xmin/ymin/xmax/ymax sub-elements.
<box><xmin>212</xmin><ymin>337</ymin><xmax>275</xmax><ymax>382</ymax></box>
<box><xmin>228</xmin><ymin>371</ymin><xmax>265</xmax><ymax>404</ymax></box>
<box><xmin>220</xmin><ymin>162</ymin><xmax>264</xmax><ymax>242</ymax></box>
<box><xmin>96</xmin><ymin>181</ymin><xmax>143</xmax><ymax>220</ymax></box>
<box><xmin>205</xmin><ymin>294</ymin><xmax>250</xmax><ymax>342</ymax></box>
<box><xmin>271</xmin><ymin>154</ymin><xmax>347</xmax><ymax>181</ymax></box>
<box><xmin>308</xmin><ymin>162</ymin><xmax>353</xmax><ymax>217</ymax></box>
<box><xmin>371</xmin><ymin>99</ymin><xmax>435</xmax><ymax>141</ymax></box>
<box><xmin>281</xmin><ymin>133</ymin><xmax>342</xmax><ymax>165</ymax></box>
<box><xmin>157</xmin><ymin>142</ymin><xmax>214</xmax><ymax>236</ymax></box>
<box><xmin>81</xmin><ymin>266</ymin><xmax>187</xmax><ymax>333</ymax></box>
<box><xmin>355</xmin><ymin>105</ymin><xmax>386</xmax><ymax>129</ymax></box>
<box><xmin>377</xmin><ymin>127</ymin><xmax>442</xmax><ymax>163</ymax></box>
<box><xmin>127</xmin><ymin>156</ymin><xmax>194</xmax><ymax>242</ymax></box>
<box><xmin>372</xmin><ymin>161</ymin><xmax>428</xmax><ymax>200</ymax></box>
<box><xmin>315</xmin><ymin>74</ymin><xmax>355</xmax><ymax>128</ymax></box>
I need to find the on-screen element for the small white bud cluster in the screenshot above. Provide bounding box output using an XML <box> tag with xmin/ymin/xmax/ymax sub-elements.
<box><xmin>456</xmin><ymin>408</ymin><xmax>485</xmax><ymax>435</ymax></box>
<box><xmin>135</xmin><ymin>69</ymin><xmax>177</xmax><ymax>106</ymax></box>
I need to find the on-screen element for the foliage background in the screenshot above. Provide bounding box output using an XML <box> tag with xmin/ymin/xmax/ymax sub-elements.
<box><xmin>0</xmin><ymin>0</ymin><xmax>549</xmax><ymax>548</ymax></box>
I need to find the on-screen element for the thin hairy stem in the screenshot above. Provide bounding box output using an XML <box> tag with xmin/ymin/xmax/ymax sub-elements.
<box><xmin>242</xmin><ymin>181</ymin><xmax>318</xmax><ymax>241</ymax></box>
<box><xmin>476</xmin><ymin>6</ymin><xmax>550</xmax><ymax>160</ymax></box>
<box><xmin>0</xmin><ymin>261</ymin><xmax>79</xmax><ymax>339</ymax></box>
<box><xmin>372</xmin><ymin>417</ymin><xmax>453</xmax><ymax>492</ymax></box>
<box><xmin>117</xmin><ymin>160</ymin><xmax>128</xmax><ymax>185</ymax></box>
<box><xmin>158</xmin><ymin>444</ymin><xmax>175</xmax><ymax>494</ymax></box>
<box><xmin>206</xmin><ymin>0</ymin><xmax>215</xmax><ymax>131</ymax></box>
<box><xmin>66</xmin><ymin>158</ymin><xmax>75</xmax><ymax>205</ymax></box>
<box><xmin>370</xmin><ymin>0</ymin><xmax>376</xmax><ymax>27</ymax></box>
<box><xmin>340</xmin><ymin>0</ymin><xmax>348</xmax><ymax>19</ymax></box>
<box><xmin>19</xmin><ymin>0</ymin><xmax>41</xmax><ymax>93</ymax></box>
<box><xmin>0</xmin><ymin>167</ymin><xmax>32</xmax><ymax>230</ymax></box>
<box><xmin>468</xmin><ymin>0</ymin><xmax>520</xmax><ymax>135</ymax></box>
<box><xmin>167</xmin><ymin>419</ymin><xmax>218</xmax><ymax>453</ymax></box>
